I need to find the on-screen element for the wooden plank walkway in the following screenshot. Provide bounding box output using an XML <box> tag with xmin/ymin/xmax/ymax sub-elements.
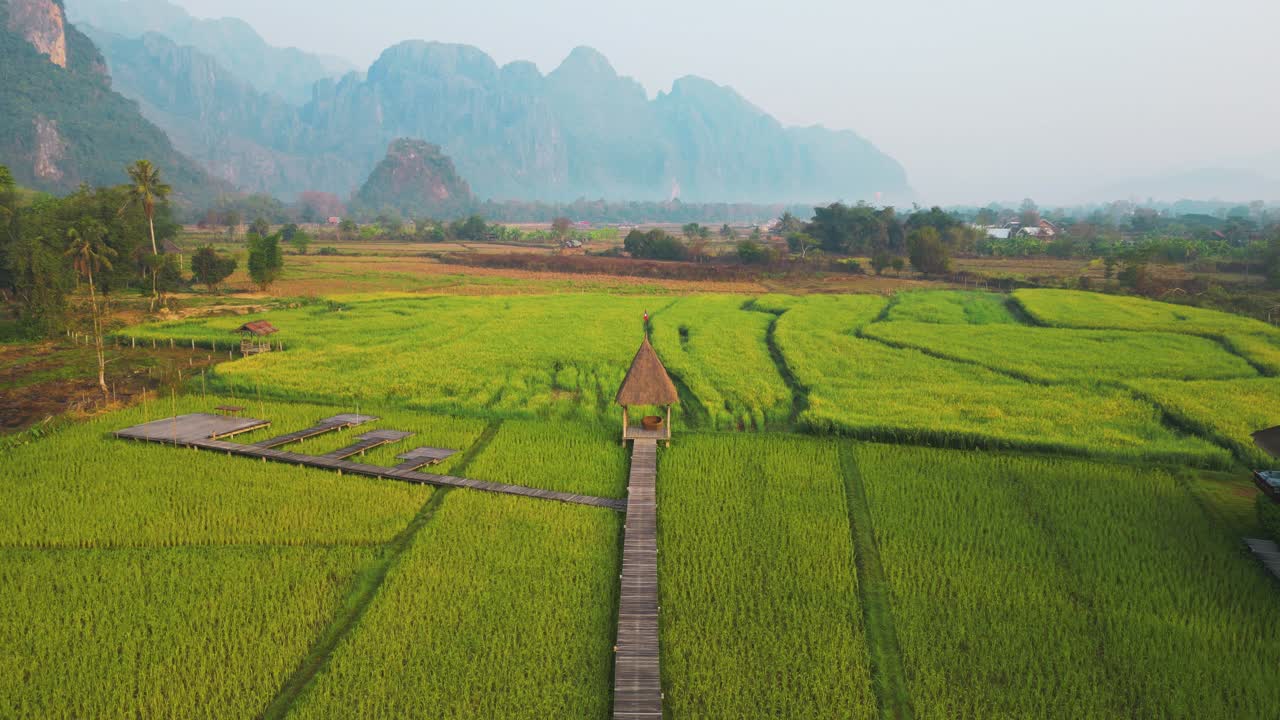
<box><xmin>613</xmin><ymin>439</ymin><xmax>662</xmax><ymax>719</ymax></box>
<box><xmin>114</xmin><ymin>416</ymin><xmax>624</xmax><ymax>512</ymax></box>
<box><xmin>1245</xmin><ymin>538</ymin><xmax>1280</xmax><ymax>583</ymax></box>
<box><xmin>322</xmin><ymin>430</ymin><xmax>413</xmax><ymax>459</ymax></box>
<box><xmin>394</xmin><ymin>446</ymin><xmax>458</xmax><ymax>471</ymax></box>
<box><xmin>251</xmin><ymin>414</ymin><xmax>378</xmax><ymax>448</ymax></box>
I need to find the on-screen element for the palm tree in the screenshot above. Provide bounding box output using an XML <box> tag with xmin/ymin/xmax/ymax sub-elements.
<box><xmin>65</xmin><ymin>221</ymin><xmax>117</xmax><ymax>399</ymax></box>
<box><xmin>126</xmin><ymin>160</ymin><xmax>171</xmax><ymax>255</ymax></box>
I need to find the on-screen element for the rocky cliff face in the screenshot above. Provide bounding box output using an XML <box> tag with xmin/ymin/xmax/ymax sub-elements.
<box><xmin>77</xmin><ymin>27</ymin><xmax>913</xmax><ymax>205</ymax></box>
<box><xmin>66</xmin><ymin>0</ymin><xmax>352</xmax><ymax>104</ymax></box>
<box><xmin>353</xmin><ymin>138</ymin><xmax>472</xmax><ymax>216</ymax></box>
<box><xmin>6</xmin><ymin>0</ymin><xmax>66</xmax><ymax>67</ymax></box>
<box><xmin>0</xmin><ymin>0</ymin><xmax>226</xmax><ymax>205</ymax></box>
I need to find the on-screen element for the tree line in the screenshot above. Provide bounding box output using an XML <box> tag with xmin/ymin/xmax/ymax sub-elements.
<box><xmin>0</xmin><ymin>162</ymin><xmax>287</xmax><ymax>399</ymax></box>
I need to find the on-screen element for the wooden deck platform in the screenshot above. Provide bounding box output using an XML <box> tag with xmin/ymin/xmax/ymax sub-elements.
<box><xmin>612</xmin><ymin>438</ymin><xmax>662</xmax><ymax>719</ymax></box>
<box><xmin>623</xmin><ymin>427</ymin><xmax>669</xmax><ymax>443</ymax></box>
<box><xmin>114</xmin><ymin>415</ymin><xmax>624</xmax><ymax>512</ymax></box>
<box><xmin>394</xmin><ymin>446</ymin><xmax>458</xmax><ymax>471</ymax></box>
<box><xmin>1245</xmin><ymin>538</ymin><xmax>1280</xmax><ymax>583</ymax></box>
<box><xmin>323</xmin><ymin>430</ymin><xmax>413</xmax><ymax>459</ymax></box>
<box><xmin>115</xmin><ymin>413</ymin><xmax>271</xmax><ymax>444</ymax></box>
<box><xmin>251</xmin><ymin>414</ymin><xmax>378</xmax><ymax>448</ymax></box>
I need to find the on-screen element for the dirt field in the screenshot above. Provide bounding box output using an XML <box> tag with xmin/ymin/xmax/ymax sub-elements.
<box><xmin>0</xmin><ymin>339</ymin><xmax>222</xmax><ymax>434</ymax></box>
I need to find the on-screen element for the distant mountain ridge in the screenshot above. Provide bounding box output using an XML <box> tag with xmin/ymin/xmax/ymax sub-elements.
<box><xmin>0</xmin><ymin>0</ymin><xmax>224</xmax><ymax>204</ymax></box>
<box><xmin>79</xmin><ymin>27</ymin><xmax>912</xmax><ymax>205</ymax></box>
<box><xmin>65</xmin><ymin>0</ymin><xmax>353</xmax><ymax>104</ymax></box>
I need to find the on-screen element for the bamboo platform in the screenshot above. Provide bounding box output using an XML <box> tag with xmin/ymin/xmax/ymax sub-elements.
<box><xmin>114</xmin><ymin>415</ymin><xmax>625</xmax><ymax>512</ymax></box>
<box><xmin>1245</xmin><ymin>538</ymin><xmax>1280</xmax><ymax>583</ymax></box>
<box><xmin>612</xmin><ymin>438</ymin><xmax>663</xmax><ymax>719</ymax></box>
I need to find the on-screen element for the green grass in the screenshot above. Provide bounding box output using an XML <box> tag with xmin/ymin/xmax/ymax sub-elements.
<box><xmin>658</xmin><ymin>434</ymin><xmax>876</xmax><ymax>718</ymax></box>
<box><xmin>0</xmin><ymin>545</ymin><xmax>369</xmax><ymax>719</ymax></box>
<box><xmin>286</xmin><ymin>490</ymin><xmax>620</xmax><ymax>719</ymax></box>
<box><xmin>857</xmin><ymin>444</ymin><xmax>1280</xmax><ymax>718</ymax></box>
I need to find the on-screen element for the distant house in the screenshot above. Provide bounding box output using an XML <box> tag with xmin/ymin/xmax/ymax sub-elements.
<box><xmin>159</xmin><ymin>239</ymin><xmax>184</xmax><ymax>264</ymax></box>
<box><xmin>984</xmin><ymin>227</ymin><xmax>1012</xmax><ymax>240</ymax></box>
<box><xmin>327</xmin><ymin>217</ymin><xmax>341</xmax><ymax>225</ymax></box>
<box><xmin>1010</xmin><ymin>219</ymin><xmax>1059</xmax><ymax>239</ymax></box>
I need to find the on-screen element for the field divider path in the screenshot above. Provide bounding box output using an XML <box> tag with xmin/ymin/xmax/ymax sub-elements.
<box><xmin>838</xmin><ymin>446</ymin><xmax>914</xmax><ymax>720</ymax></box>
<box><xmin>612</xmin><ymin>438</ymin><xmax>663</xmax><ymax>719</ymax></box>
<box><xmin>258</xmin><ymin>420</ymin><xmax>503</xmax><ymax>720</ymax></box>
<box><xmin>742</xmin><ymin>301</ymin><xmax>809</xmax><ymax>427</ymax></box>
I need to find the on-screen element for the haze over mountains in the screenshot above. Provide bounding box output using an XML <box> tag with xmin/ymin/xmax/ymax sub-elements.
<box><xmin>48</xmin><ymin>0</ymin><xmax>911</xmax><ymax>206</ymax></box>
<box><xmin>7</xmin><ymin>0</ymin><xmax>1275</xmax><ymax>208</ymax></box>
<box><xmin>0</xmin><ymin>0</ymin><xmax>223</xmax><ymax>203</ymax></box>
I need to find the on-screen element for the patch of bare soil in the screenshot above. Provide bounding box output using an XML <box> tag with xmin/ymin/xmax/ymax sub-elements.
<box><xmin>0</xmin><ymin>342</ymin><xmax>222</xmax><ymax>434</ymax></box>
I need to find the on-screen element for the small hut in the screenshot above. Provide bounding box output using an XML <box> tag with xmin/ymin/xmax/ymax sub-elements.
<box><xmin>236</xmin><ymin>320</ymin><xmax>278</xmax><ymax>356</ymax></box>
<box><xmin>1252</xmin><ymin>427</ymin><xmax>1280</xmax><ymax>502</ymax></box>
<box><xmin>616</xmin><ymin>337</ymin><xmax>679</xmax><ymax>445</ymax></box>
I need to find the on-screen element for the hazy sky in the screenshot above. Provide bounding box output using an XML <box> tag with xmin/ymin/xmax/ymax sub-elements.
<box><xmin>170</xmin><ymin>0</ymin><xmax>1280</xmax><ymax>205</ymax></box>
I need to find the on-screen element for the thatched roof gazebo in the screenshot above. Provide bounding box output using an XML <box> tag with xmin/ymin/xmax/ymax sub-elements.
<box><xmin>1253</xmin><ymin>427</ymin><xmax>1280</xmax><ymax>460</ymax></box>
<box><xmin>616</xmin><ymin>337</ymin><xmax>679</xmax><ymax>445</ymax></box>
<box><xmin>1252</xmin><ymin>427</ymin><xmax>1280</xmax><ymax>502</ymax></box>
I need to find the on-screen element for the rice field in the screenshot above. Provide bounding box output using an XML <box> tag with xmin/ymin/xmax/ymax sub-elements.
<box><xmin>0</xmin><ymin>546</ymin><xmax>369</xmax><ymax>719</ymax></box>
<box><xmin>886</xmin><ymin>289</ymin><xmax>1019</xmax><ymax>324</ymax></box>
<box><xmin>774</xmin><ymin>295</ymin><xmax>1231</xmax><ymax>466</ymax></box>
<box><xmin>461</xmin><ymin>419</ymin><xmax>630</xmax><ymax>498</ymax></box>
<box><xmin>1129</xmin><ymin>377</ymin><xmax>1280</xmax><ymax>466</ymax></box>
<box><xmin>4</xmin><ymin>286</ymin><xmax>1279</xmax><ymax>718</ymax></box>
<box><xmin>286</xmin><ymin>491</ymin><xmax>620</xmax><ymax>719</ymax></box>
<box><xmin>862</xmin><ymin>322</ymin><xmax>1258</xmax><ymax>383</ymax></box>
<box><xmin>0</xmin><ymin>396</ymin><xmax>487</xmax><ymax>548</ymax></box>
<box><xmin>856</xmin><ymin>444</ymin><xmax>1280</xmax><ymax>718</ymax></box>
<box><xmin>657</xmin><ymin>434</ymin><xmax>876</xmax><ymax>718</ymax></box>
<box><xmin>649</xmin><ymin>295</ymin><xmax>793</xmax><ymax>429</ymax></box>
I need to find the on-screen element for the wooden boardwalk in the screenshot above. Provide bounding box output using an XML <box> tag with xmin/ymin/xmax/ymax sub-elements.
<box><xmin>394</xmin><ymin>447</ymin><xmax>458</xmax><ymax>471</ymax></box>
<box><xmin>323</xmin><ymin>430</ymin><xmax>413</xmax><ymax>459</ymax></box>
<box><xmin>613</xmin><ymin>439</ymin><xmax>662</xmax><ymax>719</ymax></box>
<box><xmin>1245</xmin><ymin>538</ymin><xmax>1280</xmax><ymax>583</ymax></box>
<box><xmin>252</xmin><ymin>414</ymin><xmax>378</xmax><ymax>448</ymax></box>
<box><xmin>115</xmin><ymin>415</ymin><xmax>624</xmax><ymax>512</ymax></box>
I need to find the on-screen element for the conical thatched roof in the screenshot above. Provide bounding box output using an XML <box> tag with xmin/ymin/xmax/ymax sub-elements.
<box><xmin>1253</xmin><ymin>426</ymin><xmax>1280</xmax><ymax>460</ymax></box>
<box><xmin>616</xmin><ymin>337</ymin><xmax>679</xmax><ymax>406</ymax></box>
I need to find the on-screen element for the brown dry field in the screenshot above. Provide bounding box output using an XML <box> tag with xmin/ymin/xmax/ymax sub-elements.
<box><xmin>249</xmin><ymin>255</ymin><xmax>945</xmax><ymax>297</ymax></box>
